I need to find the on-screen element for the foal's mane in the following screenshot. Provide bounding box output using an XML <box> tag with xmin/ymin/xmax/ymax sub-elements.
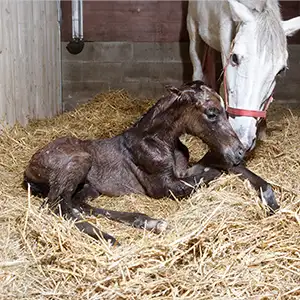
<box><xmin>132</xmin><ymin>81</ymin><xmax>205</xmax><ymax>129</ymax></box>
<box><xmin>132</xmin><ymin>92</ymin><xmax>178</xmax><ymax>128</ymax></box>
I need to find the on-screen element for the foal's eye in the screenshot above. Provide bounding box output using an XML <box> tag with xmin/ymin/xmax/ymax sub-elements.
<box><xmin>231</xmin><ymin>53</ymin><xmax>240</xmax><ymax>66</ymax></box>
<box><xmin>205</xmin><ymin>108</ymin><xmax>220</xmax><ymax>121</ymax></box>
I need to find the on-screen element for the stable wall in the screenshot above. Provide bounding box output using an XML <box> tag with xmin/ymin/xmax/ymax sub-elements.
<box><xmin>61</xmin><ymin>1</ymin><xmax>300</xmax><ymax>111</ymax></box>
<box><xmin>0</xmin><ymin>0</ymin><xmax>62</xmax><ymax>126</ymax></box>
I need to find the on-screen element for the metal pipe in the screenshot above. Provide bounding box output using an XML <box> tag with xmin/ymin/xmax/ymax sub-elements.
<box><xmin>66</xmin><ymin>0</ymin><xmax>84</xmax><ymax>55</ymax></box>
<box><xmin>72</xmin><ymin>0</ymin><xmax>83</xmax><ymax>40</ymax></box>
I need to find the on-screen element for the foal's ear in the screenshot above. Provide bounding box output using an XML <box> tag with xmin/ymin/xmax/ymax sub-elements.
<box><xmin>165</xmin><ymin>85</ymin><xmax>182</xmax><ymax>96</ymax></box>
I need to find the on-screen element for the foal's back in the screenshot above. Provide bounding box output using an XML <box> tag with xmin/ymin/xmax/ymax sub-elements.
<box><xmin>24</xmin><ymin>133</ymin><xmax>149</xmax><ymax>198</ymax></box>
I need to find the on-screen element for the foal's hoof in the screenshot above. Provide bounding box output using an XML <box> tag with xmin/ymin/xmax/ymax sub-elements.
<box><xmin>151</xmin><ymin>220</ymin><xmax>169</xmax><ymax>234</ymax></box>
<box><xmin>133</xmin><ymin>216</ymin><xmax>169</xmax><ymax>234</ymax></box>
<box><xmin>260</xmin><ymin>184</ymin><xmax>280</xmax><ymax>215</ymax></box>
<box><xmin>103</xmin><ymin>233</ymin><xmax>120</xmax><ymax>247</ymax></box>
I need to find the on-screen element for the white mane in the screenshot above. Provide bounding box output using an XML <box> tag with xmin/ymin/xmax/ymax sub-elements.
<box><xmin>254</xmin><ymin>1</ymin><xmax>286</xmax><ymax>58</ymax></box>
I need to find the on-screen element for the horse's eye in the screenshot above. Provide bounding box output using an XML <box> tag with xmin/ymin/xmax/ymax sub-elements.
<box><xmin>277</xmin><ymin>67</ymin><xmax>287</xmax><ymax>77</ymax></box>
<box><xmin>205</xmin><ymin>108</ymin><xmax>220</xmax><ymax>121</ymax></box>
<box><xmin>231</xmin><ymin>53</ymin><xmax>240</xmax><ymax>66</ymax></box>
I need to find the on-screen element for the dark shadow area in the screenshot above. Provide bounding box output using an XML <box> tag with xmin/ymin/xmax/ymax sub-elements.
<box><xmin>60</xmin><ymin>0</ymin><xmax>72</xmax><ymax>42</ymax></box>
<box><xmin>179</xmin><ymin>1</ymin><xmax>193</xmax><ymax>82</ymax></box>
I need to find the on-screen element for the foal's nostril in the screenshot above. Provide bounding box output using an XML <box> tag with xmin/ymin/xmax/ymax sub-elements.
<box><xmin>237</xmin><ymin>146</ymin><xmax>245</xmax><ymax>160</ymax></box>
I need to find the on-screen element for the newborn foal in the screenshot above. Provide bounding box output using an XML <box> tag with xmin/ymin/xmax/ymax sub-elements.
<box><xmin>23</xmin><ymin>81</ymin><xmax>245</xmax><ymax>244</ymax></box>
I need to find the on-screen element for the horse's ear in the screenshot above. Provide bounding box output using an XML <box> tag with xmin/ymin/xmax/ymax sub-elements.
<box><xmin>228</xmin><ymin>0</ymin><xmax>254</xmax><ymax>23</ymax></box>
<box><xmin>282</xmin><ymin>16</ymin><xmax>300</xmax><ymax>37</ymax></box>
<box><xmin>165</xmin><ymin>85</ymin><xmax>182</xmax><ymax>96</ymax></box>
<box><xmin>235</xmin><ymin>0</ymin><xmax>267</xmax><ymax>13</ymax></box>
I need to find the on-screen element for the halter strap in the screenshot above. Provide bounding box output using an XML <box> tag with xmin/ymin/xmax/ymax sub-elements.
<box><xmin>222</xmin><ymin>59</ymin><xmax>274</xmax><ymax>119</ymax></box>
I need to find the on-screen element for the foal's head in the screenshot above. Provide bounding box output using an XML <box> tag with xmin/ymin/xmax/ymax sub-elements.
<box><xmin>167</xmin><ymin>81</ymin><xmax>245</xmax><ymax>166</ymax></box>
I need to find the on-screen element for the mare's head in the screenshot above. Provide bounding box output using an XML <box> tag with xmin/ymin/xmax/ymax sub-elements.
<box><xmin>166</xmin><ymin>81</ymin><xmax>245</xmax><ymax>166</ymax></box>
<box><xmin>223</xmin><ymin>0</ymin><xmax>300</xmax><ymax>151</ymax></box>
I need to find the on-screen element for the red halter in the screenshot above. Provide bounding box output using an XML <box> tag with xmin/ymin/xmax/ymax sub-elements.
<box><xmin>202</xmin><ymin>41</ymin><xmax>274</xmax><ymax>119</ymax></box>
<box><xmin>222</xmin><ymin>59</ymin><xmax>274</xmax><ymax>119</ymax></box>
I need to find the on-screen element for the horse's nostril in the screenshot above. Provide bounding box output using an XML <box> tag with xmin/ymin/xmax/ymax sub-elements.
<box><xmin>245</xmin><ymin>138</ymin><xmax>257</xmax><ymax>153</ymax></box>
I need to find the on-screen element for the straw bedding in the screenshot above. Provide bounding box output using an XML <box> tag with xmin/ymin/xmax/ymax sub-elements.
<box><xmin>0</xmin><ymin>90</ymin><xmax>299</xmax><ymax>300</ymax></box>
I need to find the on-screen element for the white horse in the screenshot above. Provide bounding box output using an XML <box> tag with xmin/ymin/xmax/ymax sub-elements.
<box><xmin>187</xmin><ymin>0</ymin><xmax>300</xmax><ymax>151</ymax></box>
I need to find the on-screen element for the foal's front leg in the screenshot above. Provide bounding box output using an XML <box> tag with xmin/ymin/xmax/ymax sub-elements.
<box><xmin>228</xmin><ymin>164</ymin><xmax>279</xmax><ymax>212</ymax></box>
<box><xmin>163</xmin><ymin>167</ymin><xmax>222</xmax><ymax>199</ymax></box>
<box><xmin>198</xmin><ymin>151</ymin><xmax>280</xmax><ymax>213</ymax></box>
<box><xmin>174</xmin><ymin>139</ymin><xmax>190</xmax><ymax>177</ymax></box>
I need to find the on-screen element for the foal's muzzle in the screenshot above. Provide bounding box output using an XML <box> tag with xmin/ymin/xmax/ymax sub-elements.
<box><xmin>224</xmin><ymin>144</ymin><xmax>246</xmax><ymax>166</ymax></box>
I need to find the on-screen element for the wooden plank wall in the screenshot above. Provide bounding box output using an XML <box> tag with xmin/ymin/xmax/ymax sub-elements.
<box><xmin>60</xmin><ymin>0</ymin><xmax>300</xmax><ymax>43</ymax></box>
<box><xmin>61</xmin><ymin>1</ymin><xmax>189</xmax><ymax>42</ymax></box>
<box><xmin>0</xmin><ymin>0</ymin><xmax>62</xmax><ymax>127</ymax></box>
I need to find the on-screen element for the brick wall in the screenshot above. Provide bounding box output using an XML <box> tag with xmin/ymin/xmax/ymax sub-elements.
<box><xmin>62</xmin><ymin>41</ymin><xmax>195</xmax><ymax>110</ymax></box>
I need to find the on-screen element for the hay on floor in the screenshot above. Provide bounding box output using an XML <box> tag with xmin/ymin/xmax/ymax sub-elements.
<box><xmin>0</xmin><ymin>90</ymin><xmax>299</xmax><ymax>299</ymax></box>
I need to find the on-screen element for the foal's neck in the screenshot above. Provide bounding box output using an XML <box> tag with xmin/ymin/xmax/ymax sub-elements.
<box><xmin>133</xmin><ymin>103</ymin><xmax>188</xmax><ymax>146</ymax></box>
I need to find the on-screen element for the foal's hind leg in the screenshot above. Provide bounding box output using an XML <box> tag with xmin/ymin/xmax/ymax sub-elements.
<box><xmin>174</xmin><ymin>140</ymin><xmax>190</xmax><ymax>177</ymax></box>
<box><xmin>71</xmin><ymin>208</ymin><xmax>118</xmax><ymax>245</ymax></box>
<box><xmin>80</xmin><ymin>203</ymin><xmax>168</xmax><ymax>234</ymax></box>
<box><xmin>46</xmin><ymin>153</ymin><xmax>92</xmax><ymax>211</ymax></box>
<box><xmin>47</xmin><ymin>154</ymin><xmax>118</xmax><ymax>245</ymax></box>
<box><xmin>73</xmin><ymin>183</ymin><xmax>100</xmax><ymax>203</ymax></box>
